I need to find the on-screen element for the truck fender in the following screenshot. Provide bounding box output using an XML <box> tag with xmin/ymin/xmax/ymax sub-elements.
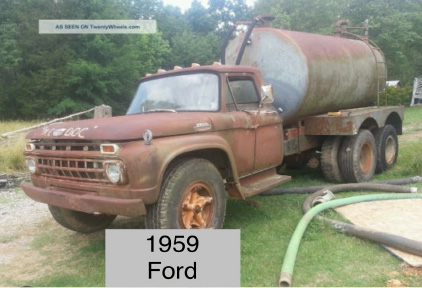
<box><xmin>153</xmin><ymin>134</ymin><xmax>242</xmax><ymax>200</ymax></box>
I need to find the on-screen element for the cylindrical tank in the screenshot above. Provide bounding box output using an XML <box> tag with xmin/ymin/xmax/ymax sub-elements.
<box><xmin>225</xmin><ymin>28</ymin><xmax>386</xmax><ymax>125</ymax></box>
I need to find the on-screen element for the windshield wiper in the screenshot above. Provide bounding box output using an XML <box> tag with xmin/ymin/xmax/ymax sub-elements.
<box><xmin>145</xmin><ymin>109</ymin><xmax>177</xmax><ymax>113</ymax></box>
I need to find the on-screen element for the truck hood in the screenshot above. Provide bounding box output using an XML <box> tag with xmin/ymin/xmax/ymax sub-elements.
<box><xmin>26</xmin><ymin>113</ymin><xmax>215</xmax><ymax>141</ymax></box>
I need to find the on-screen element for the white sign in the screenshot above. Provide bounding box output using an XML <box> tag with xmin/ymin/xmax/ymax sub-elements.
<box><xmin>39</xmin><ymin>20</ymin><xmax>156</xmax><ymax>34</ymax></box>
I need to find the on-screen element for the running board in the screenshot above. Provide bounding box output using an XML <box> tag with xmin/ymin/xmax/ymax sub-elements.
<box><xmin>239</xmin><ymin>168</ymin><xmax>291</xmax><ymax>198</ymax></box>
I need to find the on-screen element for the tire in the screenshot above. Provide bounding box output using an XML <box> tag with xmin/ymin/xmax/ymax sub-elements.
<box><xmin>321</xmin><ymin>136</ymin><xmax>344</xmax><ymax>183</ymax></box>
<box><xmin>374</xmin><ymin>125</ymin><xmax>398</xmax><ymax>173</ymax></box>
<box><xmin>146</xmin><ymin>158</ymin><xmax>226</xmax><ymax>229</ymax></box>
<box><xmin>339</xmin><ymin>130</ymin><xmax>377</xmax><ymax>183</ymax></box>
<box><xmin>48</xmin><ymin>205</ymin><xmax>116</xmax><ymax>233</ymax></box>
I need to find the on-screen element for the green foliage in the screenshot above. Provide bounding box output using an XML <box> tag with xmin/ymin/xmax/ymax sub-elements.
<box><xmin>380</xmin><ymin>85</ymin><xmax>413</xmax><ymax>106</ymax></box>
<box><xmin>169</xmin><ymin>31</ymin><xmax>221</xmax><ymax>67</ymax></box>
<box><xmin>0</xmin><ymin>0</ymin><xmax>170</xmax><ymax>119</ymax></box>
<box><xmin>1</xmin><ymin>0</ymin><xmax>421</xmax><ymax>120</ymax></box>
<box><xmin>254</xmin><ymin>0</ymin><xmax>348</xmax><ymax>33</ymax></box>
<box><xmin>341</xmin><ymin>0</ymin><xmax>422</xmax><ymax>83</ymax></box>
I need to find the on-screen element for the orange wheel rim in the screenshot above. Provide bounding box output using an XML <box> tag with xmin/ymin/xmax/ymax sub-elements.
<box><xmin>385</xmin><ymin>136</ymin><xmax>396</xmax><ymax>165</ymax></box>
<box><xmin>179</xmin><ymin>182</ymin><xmax>214</xmax><ymax>229</ymax></box>
<box><xmin>360</xmin><ymin>142</ymin><xmax>374</xmax><ymax>174</ymax></box>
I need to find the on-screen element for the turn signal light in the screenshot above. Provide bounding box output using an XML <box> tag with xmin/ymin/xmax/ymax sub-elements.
<box><xmin>100</xmin><ymin>144</ymin><xmax>120</xmax><ymax>155</ymax></box>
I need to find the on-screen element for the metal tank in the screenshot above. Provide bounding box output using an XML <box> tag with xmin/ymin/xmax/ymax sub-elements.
<box><xmin>225</xmin><ymin>27</ymin><xmax>386</xmax><ymax>125</ymax></box>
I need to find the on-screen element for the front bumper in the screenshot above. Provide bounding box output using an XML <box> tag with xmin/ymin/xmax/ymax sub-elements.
<box><xmin>21</xmin><ymin>182</ymin><xmax>146</xmax><ymax>217</ymax></box>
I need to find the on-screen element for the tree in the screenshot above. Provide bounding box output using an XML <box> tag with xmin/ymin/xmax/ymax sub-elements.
<box><xmin>342</xmin><ymin>0</ymin><xmax>422</xmax><ymax>83</ymax></box>
<box><xmin>169</xmin><ymin>31</ymin><xmax>221</xmax><ymax>67</ymax></box>
<box><xmin>0</xmin><ymin>0</ymin><xmax>170</xmax><ymax>119</ymax></box>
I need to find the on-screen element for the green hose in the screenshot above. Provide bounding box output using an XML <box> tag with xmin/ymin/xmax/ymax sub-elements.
<box><xmin>279</xmin><ymin>192</ymin><xmax>422</xmax><ymax>287</ymax></box>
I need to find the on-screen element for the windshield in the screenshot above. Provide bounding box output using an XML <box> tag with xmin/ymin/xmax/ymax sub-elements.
<box><xmin>127</xmin><ymin>73</ymin><xmax>219</xmax><ymax>114</ymax></box>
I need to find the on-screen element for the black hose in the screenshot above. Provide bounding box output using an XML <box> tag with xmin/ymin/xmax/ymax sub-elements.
<box><xmin>260</xmin><ymin>176</ymin><xmax>422</xmax><ymax>196</ymax></box>
<box><xmin>302</xmin><ymin>183</ymin><xmax>422</xmax><ymax>257</ymax></box>
<box><xmin>325</xmin><ymin>218</ymin><xmax>422</xmax><ymax>257</ymax></box>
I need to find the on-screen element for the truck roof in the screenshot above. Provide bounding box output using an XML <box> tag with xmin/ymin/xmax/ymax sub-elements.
<box><xmin>141</xmin><ymin>64</ymin><xmax>262</xmax><ymax>81</ymax></box>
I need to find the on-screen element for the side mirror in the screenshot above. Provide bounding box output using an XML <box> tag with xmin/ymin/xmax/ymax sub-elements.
<box><xmin>260</xmin><ymin>84</ymin><xmax>274</xmax><ymax>105</ymax></box>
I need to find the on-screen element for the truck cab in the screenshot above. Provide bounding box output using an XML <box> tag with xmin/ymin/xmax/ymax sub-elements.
<box><xmin>22</xmin><ymin>64</ymin><xmax>291</xmax><ymax>232</ymax></box>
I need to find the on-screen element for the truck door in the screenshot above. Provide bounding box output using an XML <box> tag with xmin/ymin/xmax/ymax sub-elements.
<box><xmin>225</xmin><ymin>75</ymin><xmax>283</xmax><ymax>174</ymax></box>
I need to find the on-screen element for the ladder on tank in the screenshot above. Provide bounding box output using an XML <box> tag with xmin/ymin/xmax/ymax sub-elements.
<box><xmin>411</xmin><ymin>78</ymin><xmax>422</xmax><ymax>105</ymax></box>
<box><xmin>369</xmin><ymin>43</ymin><xmax>387</xmax><ymax>107</ymax></box>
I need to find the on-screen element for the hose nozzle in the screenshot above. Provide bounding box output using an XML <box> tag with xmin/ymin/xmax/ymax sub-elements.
<box><xmin>279</xmin><ymin>272</ymin><xmax>292</xmax><ymax>287</ymax></box>
<box><xmin>312</xmin><ymin>190</ymin><xmax>335</xmax><ymax>206</ymax></box>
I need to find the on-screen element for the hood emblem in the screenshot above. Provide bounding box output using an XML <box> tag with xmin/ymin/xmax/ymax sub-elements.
<box><xmin>52</xmin><ymin>128</ymin><xmax>66</xmax><ymax>137</ymax></box>
<box><xmin>194</xmin><ymin>122</ymin><xmax>212</xmax><ymax>132</ymax></box>
<box><xmin>143</xmin><ymin>130</ymin><xmax>153</xmax><ymax>145</ymax></box>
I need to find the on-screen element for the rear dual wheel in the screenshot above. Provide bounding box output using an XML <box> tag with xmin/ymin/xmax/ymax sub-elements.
<box><xmin>339</xmin><ymin>129</ymin><xmax>377</xmax><ymax>183</ymax></box>
<box><xmin>321</xmin><ymin>130</ymin><xmax>378</xmax><ymax>183</ymax></box>
<box><xmin>321</xmin><ymin>136</ymin><xmax>344</xmax><ymax>183</ymax></box>
<box><xmin>374</xmin><ymin>124</ymin><xmax>398</xmax><ymax>173</ymax></box>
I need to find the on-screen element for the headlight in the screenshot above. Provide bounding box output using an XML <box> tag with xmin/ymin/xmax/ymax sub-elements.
<box><xmin>104</xmin><ymin>161</ymin><xmax>126</xmax><ymax>184</ymax></box>
<box><xmin>25</xmin><ymin>158</ymin><xmax>37</xmax><ymax>174</ymax></box>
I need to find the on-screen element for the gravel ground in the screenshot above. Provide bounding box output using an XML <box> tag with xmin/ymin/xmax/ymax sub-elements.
<box><xmin>0</xmin><ymin>185</ymin><xmax>52</xmax><ymax>285</ymax></box>
<box><xmin>0</xmin><ymin>187</ymin><xmax>49</xmax><ymax>239</ymax></box>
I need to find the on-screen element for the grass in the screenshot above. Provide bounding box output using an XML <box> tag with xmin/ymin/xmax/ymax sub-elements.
<box><xmin>402</xmin><ymin>106</ymin><xmax>422</xmax><ymax>126</ymax></box>
<box><xmin>0</xmin><ymin>234</ymin><xmax>16</xmax><ymax>244</ymax></box>
<box><xmin>0</xmin><ymin>137</ymin><xmax>27</xmax><ymax>173</ymax></box>
<box><xmin>28</xmin><ymin>236</ymin><xmax>106</xmax><ymax>287</ymax></box>
<box><xmin>1</xmin><ymin>106</ymin><xmax>422</xmax><ymax>287</ymax></box>
<box><xmin>0</xmin><ymin>120</ymin><xmax>39</xmax><ymax>173</ymax></box>
<box><xmin>0</xmin><ymin>121</ymin><xmax>39</xmax><ymax>135</ymax></box>
<box><xmin>225</xmin><ymin>169</ymin><xmax>422</xmax><ymax>286</ymax></box>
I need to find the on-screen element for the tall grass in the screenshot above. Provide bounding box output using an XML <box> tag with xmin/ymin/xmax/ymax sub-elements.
<box><xmin>0</xmin><ymin>121</ymin><xmax>39</xmax><ymax>173</ymax></box>
<box><xmin>0</xmin><ymin>121</ymin><xmax>39</xmax><ymax>135</ymax></box>
<box><xmin>0</xmin><ymin>138</ymin><xmax>27</xmax><ymax>172</ymax></box>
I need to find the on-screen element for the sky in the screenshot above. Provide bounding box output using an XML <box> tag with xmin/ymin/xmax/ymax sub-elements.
<box><xmin>161</xmin><ymin>0</ymin><xmax>256</xmax><ymax>12</ymax></box>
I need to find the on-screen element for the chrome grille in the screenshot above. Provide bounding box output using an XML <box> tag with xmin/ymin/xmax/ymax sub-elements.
<box><xmin>37</xmin><ymin>157</ymin><xmax>108</xmax><ymax>183</ymax></box>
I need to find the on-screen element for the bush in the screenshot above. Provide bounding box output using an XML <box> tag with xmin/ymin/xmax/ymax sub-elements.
<box><xmin>380</xmin><ymin>85</ymin><xmax>413</xmax><ymax>106</ymax></box>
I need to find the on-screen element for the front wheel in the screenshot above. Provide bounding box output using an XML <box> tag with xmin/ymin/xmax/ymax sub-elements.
<box><xmin>146</xmin><ymin>158</ymin><xmax>226</xmax><ymax>229</ymax></box>
<box><xmin>48</xmin><ymin>205</ymin><xmax>116</xmax><ymax>233</ymax></box>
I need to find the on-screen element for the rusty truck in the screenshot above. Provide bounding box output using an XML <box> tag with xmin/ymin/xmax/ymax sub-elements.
<box><xmin>21</xmin><ymin>16</ymin><xmax>403</xmax><ymax>232</ymax></box>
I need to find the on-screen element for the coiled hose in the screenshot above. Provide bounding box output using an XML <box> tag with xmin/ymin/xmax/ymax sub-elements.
<box><xmin>276</xmin><ymin>181</ymin><xmax>422</xmax><ymax>287</ymax></box>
